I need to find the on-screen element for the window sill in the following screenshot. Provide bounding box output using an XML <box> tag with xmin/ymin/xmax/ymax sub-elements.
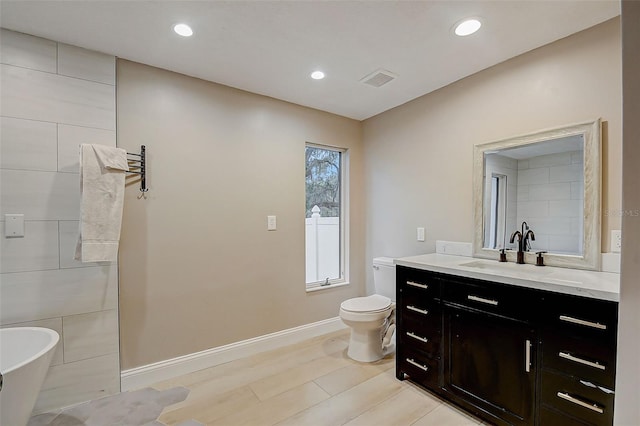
<box><xmin>306</xmin><ymin>281</ymin><xmax>350</xmax><ymax>293</ymax></box>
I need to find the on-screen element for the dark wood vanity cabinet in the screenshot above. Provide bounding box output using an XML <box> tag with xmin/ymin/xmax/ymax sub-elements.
<box><xmin>396</xmin><ymin>266</ymin><xmax>618</xmax><ymax>426</ymax></box>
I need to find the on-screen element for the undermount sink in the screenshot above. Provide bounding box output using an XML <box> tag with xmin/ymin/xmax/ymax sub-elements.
<box><xmin>460</xmin><ymin>260</ymin><xmax>553</xmax><ymax>274</ymax></box>
<box><xmin>459</xmin><ymin>260</ymin><xmax>499</xmax><ymax>269</ymax></box>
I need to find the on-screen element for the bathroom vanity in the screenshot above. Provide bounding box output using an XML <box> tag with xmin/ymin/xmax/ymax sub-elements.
<box><xmin>395</xmin><ymin>253</ymin><xmax>619</xmax><ymax>426</ymax></box>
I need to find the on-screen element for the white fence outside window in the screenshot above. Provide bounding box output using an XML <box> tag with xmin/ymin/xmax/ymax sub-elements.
<box><xmin>305</xmin><ymin>205</ymin><xmax>340</xmax><ymax>284</ymax></box>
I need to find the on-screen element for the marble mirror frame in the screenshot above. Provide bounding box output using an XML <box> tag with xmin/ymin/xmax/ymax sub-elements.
<box><xmin>472</xmin><ymin>119</ymin><xmax>601</xmax><ymax>270</ymax></box>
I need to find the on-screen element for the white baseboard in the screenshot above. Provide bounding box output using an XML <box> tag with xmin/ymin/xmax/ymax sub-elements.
<box><xmin>121</xmin><ymin>316</ymin><xmax>347</xmax><ymax>391</ymax></box>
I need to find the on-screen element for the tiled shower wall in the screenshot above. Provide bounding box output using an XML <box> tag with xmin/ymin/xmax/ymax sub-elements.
<box><xmin>517</xmin><ymin>151</ymin><xmax>584</xmax><ymax>254</ymax></box>
<box><xmin>0</xmin><ymin>29</ymin><xmax>120</xmax><ymax>413</ymax></box>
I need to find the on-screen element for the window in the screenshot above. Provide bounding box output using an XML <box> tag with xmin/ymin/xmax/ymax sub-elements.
<box><xmin>305</xmin><ymin>144</ymin><xmax>347</xmax><ymax>289</ymax></box>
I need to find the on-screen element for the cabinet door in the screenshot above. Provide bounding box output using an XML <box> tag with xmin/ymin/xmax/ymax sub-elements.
<box><xmin>445</xmin><ymin>308</ymin><xmax>536</xmax><ymax>426</ymax></box>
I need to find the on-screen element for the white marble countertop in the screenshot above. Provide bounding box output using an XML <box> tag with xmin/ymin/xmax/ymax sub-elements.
<box><xmin>395</xmin><ymin>253</ymin><xmax>620</xmax><ymax>302</ymax></box>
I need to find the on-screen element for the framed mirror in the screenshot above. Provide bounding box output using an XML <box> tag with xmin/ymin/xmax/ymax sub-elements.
<box><xmin>472</xmin><ymin>119</ymin><xmax>601</xmax><ymax>270</ymax></box>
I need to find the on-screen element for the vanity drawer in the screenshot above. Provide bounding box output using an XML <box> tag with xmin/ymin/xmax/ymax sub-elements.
<box><xmin>539</xmin><ymin>405</ymin><xmax>593</xmax><ymax>426</ymax></box>
<box><xmin>402</xmin><ymin>292</ymin><xmax>440</xmax><ymax>321</ymax></box>
<box><xmin>542</xmin><ymin>333</ymin><xmax>616</xmax><ymax>388</ymax></box>
<box><xmin>540</xmin><ymin>370</ymin><xmax>614</xmax><ymax>426</ymax></box>
<box><xmin>398</xmin><ymin>347</ymin><xmax>440</xmax><ymax>388</ymax></box>
<box><xmin>397</xmin><ymin>267</ymin><xmax>440</xmax><ymax>298</ymax></box>
<box><xmin>442</xmin><ymin>278</ymin><xmax>539</xmax><ymax>321</ymax></box>
<box><xmin>542</xmin><ymin>293</ymin><xmax>618</xmax><ymax>341</ymax></box>
<box><xmin>402</xmin><ymin>315</ymin><xmax>441</xmax><ymax>356</ymax></box>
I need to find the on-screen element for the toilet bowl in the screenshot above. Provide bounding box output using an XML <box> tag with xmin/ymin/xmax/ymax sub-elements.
<box><xmin>339</xmin><ymin>257</ymin><xmax>396</xmax><ymax>362</ymax></box>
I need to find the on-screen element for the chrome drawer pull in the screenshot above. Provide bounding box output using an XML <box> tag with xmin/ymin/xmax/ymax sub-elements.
<box><xmin>559</xmin><ymin>352</ymin><xmax>606</xmax><ymax>370</ymax></box>
<box><xmin>406</xmin><ymin>358</ymin><xmax>429</xmax><ymax>372</ymax></box>
<box><xmin>467</xmin><ymin>295</ymin><xmax>499</xmax><ymax>306</ymax></box>
<box><xmin>407</xmin><ymin>305</ymin><xmax>429</xmax><ymax>315</ymax></box>
<box><xmin>407</xmin><ymin>281</ymin><xmax>428</xmax><ymax>289</ymax></box>
<box><xmin>579</xmin><ymin>380</ymin><xmax>615</xmax><ymax>394</ymax></box>
<box><xmin>559</xmin><ymin>315</ymin><xmax>607</xmax><ymax>330</ymax></box>
<box><xmin>406</xmin><ymin>331</ymin><xmax>429</xmax><ymax>343</ymax></box>
<box><xmin>525</xmin><ymin>340</ymin><xmax>532</xmax><ymax>373</ymax></box>
<box><xmin>557</xmin><ymin>392</ymin><xmax>604</xmax><ymax>414</ymax></box>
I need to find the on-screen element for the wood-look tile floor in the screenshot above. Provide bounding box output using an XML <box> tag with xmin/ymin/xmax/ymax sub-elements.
<box><xmin>151</xmin><ymin>330</ymin><xmax>484</xmax><ymax>426</ymax></box>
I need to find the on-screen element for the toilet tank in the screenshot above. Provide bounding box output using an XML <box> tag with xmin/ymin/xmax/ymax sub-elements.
<box><xmin>373</xmin><ymin>257</ymin><xmax>396</xmax><ymax>301</ymax></box>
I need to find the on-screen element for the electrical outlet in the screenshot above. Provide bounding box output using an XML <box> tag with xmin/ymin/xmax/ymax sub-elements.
<box><xmin>611</xmin><ymin>230</ymin><xmax>621</xmax><ymax>253</ymax></box>
<box><xmin>417</xmin><ymin>227</ymin><xmax>425</xmax><ymax>242</ymax></box>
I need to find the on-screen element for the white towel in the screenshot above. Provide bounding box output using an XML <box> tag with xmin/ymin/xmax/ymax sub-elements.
<box><xmin>75</xmin><ymin>144</ymin><xmax>129</xmax><ymax>262</ymax></box>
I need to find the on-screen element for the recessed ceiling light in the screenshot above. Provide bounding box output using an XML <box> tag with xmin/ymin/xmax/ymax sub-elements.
<box><xmin>454</xmin><ymin>18</ymin><xmax>482</xmax><ymax>36</ymax></box>
<box><xmin>310</xmin><ymin>71</ymin><xmax>325</xmax><ymax>80</ymax></box>
<box><xmin>173</xmin><ymin>23</ymin><xmax>193</xmax><ymax>37</ymax></box>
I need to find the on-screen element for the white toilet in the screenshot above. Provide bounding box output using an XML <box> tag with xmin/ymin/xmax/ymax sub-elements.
<box><xmin>339</xmin><ymin>257</ymin><xmax>396</xmax><ymax>362</ymax></box>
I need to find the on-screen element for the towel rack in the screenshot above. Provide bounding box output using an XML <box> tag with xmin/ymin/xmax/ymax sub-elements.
<box><xmin>126</xmin><ymin>145</ymin><xmax>148</xmax><ymax>194</ymax></box>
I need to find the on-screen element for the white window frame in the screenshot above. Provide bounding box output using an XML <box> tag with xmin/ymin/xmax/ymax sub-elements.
<box><xmin>305</xmin><ymin>142</ymin><xmax>349</xmax><ymax>292</ymax></box>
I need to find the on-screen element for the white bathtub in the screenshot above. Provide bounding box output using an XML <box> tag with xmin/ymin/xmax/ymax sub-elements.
<box><xmin>0</xmin><ymin>327</ymin><xmax>59</xmax><ymax>426</ymax></box>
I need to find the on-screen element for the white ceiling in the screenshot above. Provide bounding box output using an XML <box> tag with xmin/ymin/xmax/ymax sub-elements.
<box><xmin>0</xmin><ymin>1</ymin><xmax>620</xmax><ymax>121</ymax></box>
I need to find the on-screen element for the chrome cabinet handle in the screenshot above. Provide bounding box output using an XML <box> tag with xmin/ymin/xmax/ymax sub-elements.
<box><xmin>406</xmin><ymin>331</ymin><xmax>428</xmax><ymax>343</ymax></box>
<box><xmin>557</xmin><ymin>392</ymin><xmax>604</xmax><ymax>414</ymax></box>
<box><xmin>407</xmin><ymin>305</ymin><xmax>429</xmax><ymax>315</ymax></box>
<box><xmin>559</xmin><ymin>351</ymin><xmax>606</xmax><ymax>370</ymax></box>
<box><xmin>525</xmin><ymin>340</ymin><xmax>532</xmax><ymax>373</ymax></box>
<box><xmin>406</xmin><ymin>358</ymin><xmax>429</xmax><ymax>372</ymax></box>
<box><xmin>559</xmin><ymin>315</ymin><xmax>607</xmax><ymax>330</ymax></box>
<box><xmin>407</xmin><ymin>281</ymin><xmax>428</xmax><ymax>289</ymax></box>
<box><xmin>467</xmin><ymin>295</ymin><xmax>499</xmax><ymax>306</ymax></box>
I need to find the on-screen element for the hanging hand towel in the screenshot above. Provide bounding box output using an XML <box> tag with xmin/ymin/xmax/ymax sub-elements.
<box><xmin>75</xmin><ymin>144</ymin><xmax>129</xmax><ymax>262</ymax></box>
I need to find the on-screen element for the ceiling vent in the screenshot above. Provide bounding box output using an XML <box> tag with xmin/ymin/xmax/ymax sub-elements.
<box><xmin>360</xmin><ymin>69</ymin><xmax>397</xmax><ymax>87</ymax></box>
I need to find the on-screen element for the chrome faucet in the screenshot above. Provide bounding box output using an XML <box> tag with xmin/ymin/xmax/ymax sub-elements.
<box><xmin>510</xmin><ymin>221</ymin><xmax>535</xmax><ymax>264</ymax></box>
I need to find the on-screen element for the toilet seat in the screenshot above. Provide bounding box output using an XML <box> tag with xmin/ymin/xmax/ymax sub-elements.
<box><xmin>340</xmin><ymin>294</ymin><xmax>391</xmax><ymax>313</ymax></box>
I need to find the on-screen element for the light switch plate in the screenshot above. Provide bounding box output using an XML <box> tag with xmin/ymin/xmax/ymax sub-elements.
<box><xmin>267</xmin><ymin>215</ymin><xmax>277</xmax><ymax>231</ymax></box>
<box><xmin>417</xmin><ymin>227</ymin><xmax>425</xmax><ymax>242</ymax></box>
<box><xmin>5</xmin><ymin>214</ymin><xmax>25</xmax><ymax>237</ymax></box>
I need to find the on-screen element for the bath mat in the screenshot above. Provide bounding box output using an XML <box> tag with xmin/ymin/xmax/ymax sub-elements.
<box><xmin>27</xmin><ymin>387</ymin><xmax>202</xmax><ymax>426</ymax></box>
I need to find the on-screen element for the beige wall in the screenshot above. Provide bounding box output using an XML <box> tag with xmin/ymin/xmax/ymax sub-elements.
<box><xmin>362</xmin><ymin>18</ymin><xmax>621</xmax><ymax>292</ymax></box>
<box><xmin>117</xmin><ymin>61</ymin><xmax>364</xmax><ymax>369</ymax></box>
<box><xmin>117</xmin><ymin>60</ymin><xmax>364</xmax><ymax>369</ymax></box>
<box><xmin>615</xmin><ymin>2</ymin><xmax>640</xmax><ymax>423</ymax></box>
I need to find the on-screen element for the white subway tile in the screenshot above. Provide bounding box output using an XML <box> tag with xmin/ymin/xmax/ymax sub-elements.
<box><xmin>0</xmin><ymin>169</ymin><xmax>80</xmax><ymax>220</ymax></box>
<box><xmin>1</xmin><ymin>64</ymin><xmax>115</xmax><ymax>130</ymax></box>
<box><xmin>571</xmin><ymin>181</ymin><xmax>584</xmax><ymax>200</ymax></box>
<box><xmin>528</xmin><ymin>183</ymin><xmax>571</xmax><ymax>201</ymax></box>
<box><xmin>517</xmin><ymin>167</ymin><xmax>549</xmax><ymax>186</ymax></box>
<box><xmin>528</xmin><ymin>235</ymin><xmax>549</xmax><ymax>252</ymax></box>
<box><xmin>0</xmin><ymin>265</ymin><xmax>118</xmax><ymax>324</ymax></box>
<box><xmin>63</xmin><ymin>309</ymin><xmax>118</xmax><ymax>363</ymax></box>
<box><xmin>571</xmin><ymin>151</ymin><xmax>584</xmax><ymax>164</ymax></box>
<box><xmin>57</xmin><ymin>44</ymin><xmax>115</xmax><ymax>85</ymax></box>
<box><xmin>34</xmin><ymin>353</ymin><xmax>120</xmax><ymax>414</ymax></box>
<box><xmin>0</xmin><ymin>29</ymin><xmax>56</xmax><ymax>72</ymax></box>
<box><xmin>549</xmin><ymin>163</ymin><xmax>583</xmax><ymax>183</ymax></box>
<box><xmin>549</xmin><ymin>235</ymin><xmax>581</xmax><ymax>254</ymax></box>
<box><xmin>0</xmin><ymin>117</ymin><xmax>57</xmax><ymax>171</ymax></box>
<box><xmin>58</xmin><ymin>125</ymin><xmax>116</xmax><ymax>173</ymax></box>
<box><xmin>516</xmin><ymin>201</ymin><xmax>549</xmax><ymax>218</ymax></box>
<box><xmin>0</xmin><ymin>221</ymin><xmax>59</xmax><ymax>273</ymax></box>
<box><xmin>549</xmin><ymin>199</ymin><xmax>582</xmax><ymax>217</ymax></box>
<box><xmin>517</xmin><ymin>185</ymin><xmax>529</xmax><ymax>201</ymax></box>
<box><xmin>1</xmin><ymin>317</ymin><xmax>64</xmax><ymax>366</ymax></box>
<box><xmin>528</xmin><ymin>152</ymin><xmax>571</xmax><ymax>168</ymax></box>
<box><xmin>526</xmin><ymin>217</ymin><xmax>573</xmax><ymax>236</ymax></box>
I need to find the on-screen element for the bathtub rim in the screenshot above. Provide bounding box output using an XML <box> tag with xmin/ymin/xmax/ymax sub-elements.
<box><xmin>0</xmin><ymin>327</ymin><xmax>60</xmax><ymax>374</ymax></box>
